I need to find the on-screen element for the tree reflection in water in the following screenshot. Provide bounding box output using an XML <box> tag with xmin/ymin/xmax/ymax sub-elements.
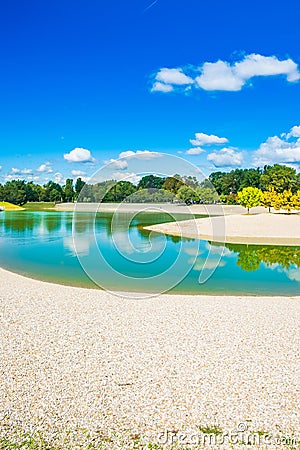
<box><xmin>224</xmin><ymin>243</ymin><xmax>300</xmax><ymax>272</ymax></box>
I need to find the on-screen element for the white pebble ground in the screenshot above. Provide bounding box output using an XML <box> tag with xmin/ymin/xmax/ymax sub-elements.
<box><xmin>0</xmin><ymin>268</ymin><xmax>299</xmax><ymax>448</ymax></box>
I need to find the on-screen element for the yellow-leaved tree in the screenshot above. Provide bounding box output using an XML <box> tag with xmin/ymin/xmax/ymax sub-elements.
<box><xmin>262</xmin><ymin>187</ymin><xmax>278</xmax><ymax>213</ymax></box>
<box><xmin>291</xmin><ymin>190</ymin><xmax>300</xmax><ymax>211</ymax></box>
<box><xmin>237</xmin><ymin>187</ymin><xmax>263</xmax><ymax>214</ymax></box>
<box><xmin>274</xmin><ymin>190</ymin><xmax>294</xmax><ymax>213</ymax></box>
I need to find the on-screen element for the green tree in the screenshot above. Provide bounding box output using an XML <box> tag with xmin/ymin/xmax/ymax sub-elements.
<box><xmin>177</xmin><ymin>185</ymin><xmax>199</xmax><ymax>204</ymax></box>
<box><xmin>261</xmin><ymin>164</ymin><xmax>299</xmax><ymax>193</ymax></box>
<box><xmin>237</xmin><ymin>187</ymin><xmax>263</xmax><ymax>213</ymax></box>
<box><xmin>162</xmin><ymin>176</ymin><xmax>184</xmax><ymax>194</ymax></box>
<box><xmin>43</xmin><ymin>181</ymin><xmax>63</xmax><ymax>202</ymax></box>
<box><xmin>240</xmin><ymin>168</ymin><xmax>262</xmax><ymax>190</ymax></box>
<box><xmin>3</xmin><ymin>180</ymin><xmax>27</xmax><ymax>205</ymax></box>
<box><xmin>114</xmin><ymin>181</ymin><xmax>137</xmax><ymax>201</ymax></box>
<box><xmin>196</xmin><ymin>186</ymin><xmax>219</xmax><ymax>203</ymax></box>
<box><xmin>75</xmin><ymin>177</ymin><xmax>86</xmax><ymax>199</ymax></box>
<box><xmin>137</xmin><ymin>175</ymin><xmax>165</xmax><ymax>190</ymax></box>
<box><xmin>49</xmin><ymin>189</ymin><xmax>62</xmax><ymax>202</ymax></box>
<box><xmin>64</xmin><ymin>179</ymin><xmax>75</xmax><ymax>202</ymax></box>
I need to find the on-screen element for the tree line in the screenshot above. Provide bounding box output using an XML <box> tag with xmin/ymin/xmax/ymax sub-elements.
<box><xmin>1</xmin><ymin>164</ymin><xmax>300</xmax><ymax>210</ymax></box>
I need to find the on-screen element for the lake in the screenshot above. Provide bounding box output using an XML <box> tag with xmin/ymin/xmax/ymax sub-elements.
<box><xmin>0</xmin><ymin>210</ymin><xmax>300</xmax><ymax>296</ymax></box>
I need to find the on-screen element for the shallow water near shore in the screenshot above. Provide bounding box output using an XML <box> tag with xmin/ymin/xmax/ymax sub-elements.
<box><xmin>0</xmin><ymin>210</ymin><xmax>300</xmax><ymax>295</ymax></box>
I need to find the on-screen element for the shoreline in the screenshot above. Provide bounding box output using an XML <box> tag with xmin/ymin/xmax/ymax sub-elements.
<box><xmin>2</xmin><ymin>264</ymin><xmax>300</xmax><ymax>298</ymax></box>
<box><xmin>55</xmin><ymin>202</ymin><xmax>266</xmax><ymax>215</ymax></box>
<box><xmin>144</xmin><ymin>212</ymin><xmax>300</xmax><ymax>246</ymax></box>
<box><xmin>0</xmin><ymin>266</ymin><xmax>299</xmax><ymax>446</ymax></box>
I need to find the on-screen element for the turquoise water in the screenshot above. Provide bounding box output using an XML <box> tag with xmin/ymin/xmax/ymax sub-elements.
<box><xmin>0</xmin><ymin>211</ymin><xmax>300</xmax><ymax>295</ymax></box>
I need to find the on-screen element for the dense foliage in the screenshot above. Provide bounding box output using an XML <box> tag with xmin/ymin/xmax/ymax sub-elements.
<box><xmin>1</xmin><ymin>164</ymin><xmax>300</xmax><ymax>211</ymax></box>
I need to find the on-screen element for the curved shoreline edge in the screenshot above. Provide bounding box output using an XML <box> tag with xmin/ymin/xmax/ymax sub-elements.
<box><xmin>1</xmin><ymin>265</ymin><xmax>300</xmax><ymax>299</ymax></box>
<box><xmin>144</xmin><ymin>212</ymin><xmax>300</xmax><ymax>246</ymax></box>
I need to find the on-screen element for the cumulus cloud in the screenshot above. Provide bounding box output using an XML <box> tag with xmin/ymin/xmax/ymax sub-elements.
<box><xmin>0</xmin><ymin>166</ymin><xmax>2</xmax><ymax>171</ymax></box>
<box><xmin>11</xmin><ymin>167</ymin><xmax>33</xmax><ymax>175</ymax></box>
<box><xmin>54</xmin><ymin>172</ymin><xmax>65</xmax><ymax>184</ymax></box>
<box><xmin>196</xmin><ymin>60</ymin><xmax>245</xmax><ymax>91</ymax></box>
<box><xmin>64</xmin><ymin>147</ymin><xmax>95</xmax><ymax>163</ymax></box>
<box><xmin>207</xmin><ymin>147</ymin><xmax>244</xmax><ymax>167</ymax></box>
<box><xmin>252</xmin><ymin>126</ymin><xmax>300</xmax><ymax>166</ymax></box>
<box><xmin>185</xmin><ymin>147</ymin><xmax>205</xmax><ymax>155</ymax></box>
<box><xmin>27</xmin><ymin>175</ymin><xmax>40</xmax><ymax>182</ymax></box>
<box><xmin>112</xmin><ymin>171</ymin><xmax>141</xmax><ymax>184</ymax></box>
<box><xmin>151</xmin><ymin>82</ymin><xmax>174</xmax><ymax>93</ymax></box>
<box><xmin>118</xmin><ymin>150</ymin><xmax>163</xmax><ymax>160</ymax></box>
<box><xmin>37</xmin><ymin>162</ymin><xmax>53</xmax><ymax>173</ymax></box>
<box><xmin>71</xmin><ymin>170</ymin><xmax>86</xmax><ymax>176</ymax></box>
<box><xmin>106</xmin><ymin>159</ymin><xmax>128</xmax><ymax>169</ymax></box>
<box><xmin>151</xmin><ymin>53</ymin><xmax>300</xmax><ymax>93</ymax></box>
<box><xmin>234</xmin><ymin>54</ymin><xmax>300</xmax><ymax>82</ymax></box>
<box><xmin>286</xmin><ymin>125</ymin><xmax>300</xmax><ymax>139</ymax></box>
<box><xmin>190</xmin><ymin>132</ymin><xmax>229</xmax><ymax>146</ymax></box>
<box><xmin>155</xmin><ymin>68</ymin><xmax>194</xmax><ymax>85</ymax></box>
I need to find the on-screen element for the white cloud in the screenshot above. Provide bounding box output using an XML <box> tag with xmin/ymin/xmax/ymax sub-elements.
<box><xmin>151</xmin><ymin>82</ymin><xmax>174</xmax><ymax>93</ymax></box>
<box><xmin>27</xmin><ymin>175</ymin><xmax>40</xmax><ymax>182</ymax></box>
<box><xmin>37</xmin><ymin>162</ymin><xmax>53</xmax><ymax>173</ymax></box>
<box><xmin>252</xmin><ymin>129</ymin><xmax>300</xmax><ymax>166</ymax></box>
<box><xmin>196</xmin><ymin>60</ymin><xmax>244</xmax><ymax>91</ymax></box>
<box><xmin>286</xmin><ymin>125</ymin><xmax>300</xmax><ymax>139</ymax></box>
<box><xmin>54</xmin><ymin>172</ymin><xmax>65</xmax><ymax>184</ymax></box>
<box><xmin>112</xmin><ymin>171</ymin><xmax>141</xmax><ymax>184</ymax></box>
<box><xmin>0</xmin><ymin>166</ymin><xmax>2</xmax><ymax>171</ymax></box>
<box><xmin>207</xmin><ymin>147</ymin><xmax>244</xmax><ymax>167</ymax></box>
<box><xmin>190</xmin><ymin>132</ymin><xmax>229</xmax><ymax>146</ymax></box>
<box><xmin>234</xmin><ymin>54</ymin><xmax>300</xmax><ymax>82</ymax></box>
<box><xmin>118</xmin><ymin>150</ymin><xmax>163</xmax><ymax>160</ymax></box>
<box><xmin>106</xmin><ymin>158</ymin><xmax>128</xmax><ymax>169</ymax></box>
<box><xmin>185</xmin><ymin>147</ymin><xmax>205</xmax><ymax>155</ymax></box>
<box><xmin>11</xmin><ymin>167</ymin><xmax>33</xmax><ymax>175</ymax></box>
<box><xmin>71</xmin><ymin>170</ymin><xmax>86</xmax><ymax>176</ymax></box>
<box><xmin>189</xmin><ymin>257</ymin><xmax>226</xmax><ymax>271</ymax></box>
<box><xmin>155</xmin><ymin>68</ymin><xmax>194</xmax><ymax>85</ymax></box>
<box><xmin>64</xmin><ymin>147</ymin><xmax>95</xmax><ymax>163</ymax></box>
<box><xmin>285</xmin><ymin>268</ymin><xmax>300</xmax><ymax>282</ymax></box>
<box><xmin>151</xmin><ymin>54</ymin><xmax>300</xmax><ymax>93</ymax></box>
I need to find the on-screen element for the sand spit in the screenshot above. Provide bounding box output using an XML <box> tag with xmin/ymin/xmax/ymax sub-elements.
<box><xmin>0</xmin><ymin>267</ymin><xmax>299</xmax><ymax>448</ymax></box>
<box><xmin>145</xmin><ymin>212</ymin><xmax>300</xmax><ymax>246</ymax></box>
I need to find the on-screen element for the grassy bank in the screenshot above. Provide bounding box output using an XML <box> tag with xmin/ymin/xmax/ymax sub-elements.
<box><xmin>23</xmin><ymin>202</ymin><xmax>56</xmax><ymax>211</ymax></box>
<box><xmin>0</xmin><ymin>201</ymin><xmax>25</xmax><ymax>211</ymax></box>
<box><xmin>0</xmin><ymin>202</ymin><xmax>57</xmax><ymax>211</ymax></box>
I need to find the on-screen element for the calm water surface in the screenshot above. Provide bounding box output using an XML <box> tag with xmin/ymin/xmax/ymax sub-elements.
<box><xmin>0</xmin><ymin>211</ymin><xmax>300</xmax><ymax>295</ymax></box>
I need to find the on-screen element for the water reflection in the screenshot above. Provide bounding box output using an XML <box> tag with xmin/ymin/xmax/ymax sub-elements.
<box><xmin>1</xmin><ymin>211</ymin><xmax>300</xmax><ymax>294</ymax></box>
<box><xmin>224</xmin><ymin>243</ymin><xmax>300</xmax><ymax>271</ymax></box>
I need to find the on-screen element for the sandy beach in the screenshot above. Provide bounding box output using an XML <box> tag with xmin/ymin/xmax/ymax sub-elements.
<box><xmin>55</xmin><ymin>202</ymin><xmax>266</xmax><ymax>216</ymax></box>
<box><xmin>145</xmin><ymin>212</ymin><xmax>300</xmax><ymax>246</ymax></box>
<box><xmin>0</xmin><ymin>267</ymin><xmax>299</xmax><ymax>448</ymax></box>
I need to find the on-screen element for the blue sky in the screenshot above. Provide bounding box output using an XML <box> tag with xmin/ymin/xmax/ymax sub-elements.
<box><xmin>0</xmin><ymin>0</ymin><xmax>300</xmax><ymax>185</ymax></box>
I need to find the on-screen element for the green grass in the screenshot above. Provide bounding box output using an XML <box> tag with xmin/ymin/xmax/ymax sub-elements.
<box><xmin>198</xmin><ymin>424</ymin><xmax>223</xmax><ymax>435</ymax></box>
<box><xmin>0</xmin><ymin>201</ymin><xmax>25</xmax><ymax>211</ymax></box>
<box><xmin>23</xmin><ymin>202</ymin><xmax>56</xmax><ymax>211</ymax></box>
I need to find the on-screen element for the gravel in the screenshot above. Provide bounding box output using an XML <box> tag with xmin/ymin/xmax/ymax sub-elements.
<box><xmin>0</xmin><ymin>268</ymin><xmax>299</xmax><ymax>448</ymax></box>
